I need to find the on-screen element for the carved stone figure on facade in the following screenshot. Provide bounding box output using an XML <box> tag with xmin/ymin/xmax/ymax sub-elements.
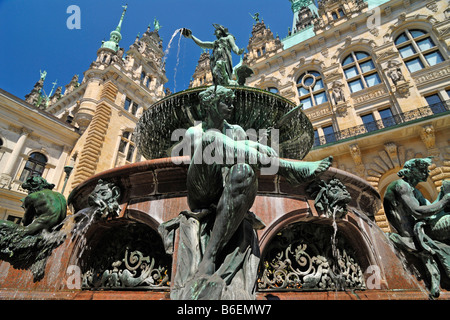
<box><xmin>0</xmin><ymin>176</ymin><xmax>67</xmax><ymax>281</ymax></box>
<box><xmin>182</xmin><ymin>24</ymin><xmax>253</xmax><ymax>86</ymax></box>
<box><xmin>331</xmin><ymin>82</ymin><xmax>345</xmax><ymax>105</ymax></box>
<box><xmin>65</xmin><ymin>74</ymin><xmax>80</xmax><ymax>95</ymax></box>
<box><xmin>330</xmin><ymin>81</ymin><xmax>347</xmax><ymax>116</ymax></box>
<box><xmin>386</xmin><ymin>60</ymin><xmax>405</xmax><ymax>85</ymax></box>
<box><xmin>159</xmin><ymin>85</ymin><xmax>332</xmax><ymax>300</ymax></box>
<box><xmin>49</xmin><ymin>86</ymin><xmax>63</xmax><ymax>105</ymax></box>
<box><xmin>25</xmin><ymin>73</ymin><xmax>46</xmax><ymax>106</ymax></box>
<box><xmin>384</xmin><ymin>157</ymin><xmax>450</xmax><ymax>298</ymax></box>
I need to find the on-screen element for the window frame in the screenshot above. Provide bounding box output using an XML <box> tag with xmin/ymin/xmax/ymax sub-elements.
<box><xmin>117</xmin><ymin>131</ymin><xmax>138</xmax><ymax>164</ymax></box>
<box><xmin>296</xmin><ymin>70</ymin><xmax>328</xmax><ymax>109</ymax></box>
<box><xmin>19</xmin><ymin>152</ymin><xmax>48</xmax><ymax>182</ymax></box>
<box><xmin>341</xmin><ymin>51</ymin><xmax>381</xmax><ymax>93</ymax></box>
<box><xmin>395</xmin><ymin>28</ymin><xmax>445</xmax><ymax>73</ymax></box>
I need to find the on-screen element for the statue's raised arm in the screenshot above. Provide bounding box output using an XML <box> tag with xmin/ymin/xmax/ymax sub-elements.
<box><xmin>181</xmin><ymin>24</ymin><xmax>246</xmax><ymax>86</ymax></box>
<box><xmin>181</xmin><ymin>28</ymin><xmax>214</xmax><ymax>50</ymax></box>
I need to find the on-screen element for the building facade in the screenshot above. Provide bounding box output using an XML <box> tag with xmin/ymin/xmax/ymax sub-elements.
<box><xmin>0</xmin><ymin>88</ymin><xmax>79</xmax><ymax>222</ymax></box>
<box><xmin>0</xmin><ymin>0</ymin><xmax>449</xmax><ymax>233</ymax></box>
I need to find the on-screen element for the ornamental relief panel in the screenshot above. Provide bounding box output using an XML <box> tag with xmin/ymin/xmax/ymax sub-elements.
<box><xmin>412</xmin><ymin>61</ymin><xmax>450</xmax><ymax>87</ymax></box>
<box><xmin>351</xmin><ymin>83</ymin><xmax>390</xmax><ymax>106</ymax></box>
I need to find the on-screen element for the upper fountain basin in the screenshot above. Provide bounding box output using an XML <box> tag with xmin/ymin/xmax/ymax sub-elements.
<box><xmin>135</xmin><ymin>86</ymin><xmax>314</xmax><ymax>160</ymax></box>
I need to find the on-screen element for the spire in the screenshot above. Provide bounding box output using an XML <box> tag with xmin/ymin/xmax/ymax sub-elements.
<box><xmin>101</xmin><ymin>4</ymin><xmax>128</xmax><ymax>52</ymax></box>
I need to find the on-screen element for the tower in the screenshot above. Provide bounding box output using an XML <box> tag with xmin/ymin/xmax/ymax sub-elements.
<box><xmin>42</xmin><ymin>5</ymin><xmax>168</xmax><ymax>194</ymax></box>
<box><xmin>189</xmin><ymin>51</ymin><xmax>213</xmax><ymax>88</ymax></box>
<box><xmin>289</xmin><ymin>0</ymin><xmax>318</xmax><ymax>34</ymax></box>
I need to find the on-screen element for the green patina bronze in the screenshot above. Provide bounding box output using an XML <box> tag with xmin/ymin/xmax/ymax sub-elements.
<box><xmin>181</xmin><ymin>24</ymin><xmax>250</xmax><ymax>86</ymax></box>
<box><xmin>159</xmin><ymin>85</ymin><xmax>332</xmax><ymax>300</ymax></box>
<box><xmin>384</xmin><ymin>157</ymin><xmax>450</xmax><ymax>298</ymax></box>
<box><xmin>0</xmin><ymin>176</ymin><xmax>67</xmax><ymax>281</ymax></box>
<box><xmin>101</xmin><ymin>5</ymin><xmax>127</xmax><ymax>53</ymax></box>
<box><xmin>307</xmin><ymin>178</ymin><xmax>352</xmax><ymax>219</ymax></box>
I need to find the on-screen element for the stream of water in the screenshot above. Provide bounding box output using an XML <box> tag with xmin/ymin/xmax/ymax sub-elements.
<box><xmin>164</xmin><ymin>28</ymin><xmax>184</xmax><ymax>93</ymax></box>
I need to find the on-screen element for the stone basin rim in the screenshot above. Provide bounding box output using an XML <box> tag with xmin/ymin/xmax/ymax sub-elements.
<box><xmin>68</xmin><ymin>156</ymin><xmax>381</xmax><ymax>217</ymax></box>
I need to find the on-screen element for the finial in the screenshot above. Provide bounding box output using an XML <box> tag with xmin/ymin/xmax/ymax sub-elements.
<box><xmin>116</xmin><ymin>4</ymin><xmax>128</xmax><ymax>32</ymax></box>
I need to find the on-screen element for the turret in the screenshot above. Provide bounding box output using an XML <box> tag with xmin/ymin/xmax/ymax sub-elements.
<box><xmin>100</xmin><ymin>4</ymin><xmax>127</xmax><ymax>53</ymax></box>
<box><xmin>94</xmin><ymin>5</ymin><xmax>127</xmax><ymax>68</ymax></box>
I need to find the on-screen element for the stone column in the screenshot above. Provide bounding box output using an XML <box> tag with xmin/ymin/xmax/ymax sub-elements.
<box><xmin>1</xmin><ymin>128</ymin><xmax>32</xmax><ymax>185</ymax></box>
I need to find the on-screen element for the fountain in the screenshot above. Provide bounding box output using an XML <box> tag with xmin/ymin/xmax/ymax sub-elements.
<box><xmin>0</xmin><ymin>22</ymin><xmax>449</xmax><ymax>301</ymax></box>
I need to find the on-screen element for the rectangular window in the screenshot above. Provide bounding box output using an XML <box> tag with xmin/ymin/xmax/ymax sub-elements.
<box><xmin>361</xmin><ymin>113</ymin><xmax>377</xmax><ymax>132</ymax></box>
<box><xmin>424</xmin><ymin>51</ymin><xmax>444</xmax><ymax>66</ymax></box>
<box><xmin>416</xmin><ymin>37</ymin><xmax>435</xmax><ymax>51</ymax></box>
<box><xmin>344</xmin><ymin>66</ymin><xmax>359</xmax><ymax>79</ymax></box>
<box><xmin>118</xmin><ymin>139</ymin><xmax>127</xmax><ymax>153</ymax></box>
<box><xmin>124</xmin><ymin>97</ymin><xmax>132</xmax><ymax>111</ymax></box>
<box><xmin>365</xmin><ymin>73</ymin><xmax>381</xmax><ymax>87</ymax></box>
<box><xmin>313</xmin><ymin>130</ymin><xmax>320</xmax><ymax>147</ymax></box>
<box><xmin>300</xmin><ymin>97</ymin><xmax>313</xmax><ymax>109</ymax></box>
<box><xmin>359</xmin><ymin>60</ymin><xmax>376</xmax><ymax>73</ymax></box>
<box><xmin>425</xmin><ymin>94</ymin><xmax>445</xmax><ymax>114</ymax></box>
<box><xmin>399</xmin><ymin>45</ymin><xmax>416</xmax><ymax>59</ymax></box>
<box><xmin>131</xmin><ymin>103</ymin><xmax>139</xmax><ymax>116</ymax></box>
<box><xmin>322</xmin><ymin>125</ymin><xmax>336</xmax><ymax>144</ymax></box>
<box><xmin>405</xmin><ymin>58</ymin><xmax>424</xmax><ymax>73</ymax></box>
<box><xmin>425</xmin><ymin>94</ymin><xmax>442</xmax><ymax>106</ymax></box>
<box><xmin>126</xmin><ymin>145</ymin><xmax>135</xmax><ymax>162</ymax></box>
<box><xmin>348</xmin><ymin>79</ymin><xmax>364</xmax><ymax>93</ymax></box>
<box><xmin>298</xmin><ymin>86</ymin><xmax>309</xmax><ymax>96</ymax></box>
<box><xmin>7</xmin><ymin>215</ymin><xmax>22</xmax><ymax>225</ymax></box>
<box><xmin>314</xmin><ymin>92</ymin><xmax>328</xmax><ymax>105</ymax></box>
<box><xmin>379</xmin><ymin>108</ymin><xmax>397</xmax><ymax>128</ymax></box>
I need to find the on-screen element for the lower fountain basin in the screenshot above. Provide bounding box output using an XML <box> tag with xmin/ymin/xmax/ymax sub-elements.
<box><xmin>0</xmin><ymin>157</ymin><xmax>441</xmax><ymax>299</ymax></box>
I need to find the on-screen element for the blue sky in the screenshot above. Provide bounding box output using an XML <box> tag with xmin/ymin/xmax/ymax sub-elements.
<box><xmin>0</xmin><ymin>0</ymin><xmax>296</xmax><ymax>99</ymax></box>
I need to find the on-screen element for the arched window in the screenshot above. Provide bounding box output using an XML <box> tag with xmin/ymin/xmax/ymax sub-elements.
<box><xmin>342</xmin><ymin>51</ymin><xmax>381</xmax><ymax>93</ymax></box>
<box><xmin>296</xmin><ymin>71</ymin><xmax>328</xmax><ymax>109</ymax></box>
<box><xmin>395</xmin><ymin>29</ymin><xmax>445</xmax><ymax>73</ymax></box>
<box><xmin>19</xmin><ymin>152</ymin><xmax>47</xmax><ymax>182</ymax></box>
<box><xmin>118</xmin><ymin>131</ymin><xmax>137</xmax><ymax>163</ymax></box>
